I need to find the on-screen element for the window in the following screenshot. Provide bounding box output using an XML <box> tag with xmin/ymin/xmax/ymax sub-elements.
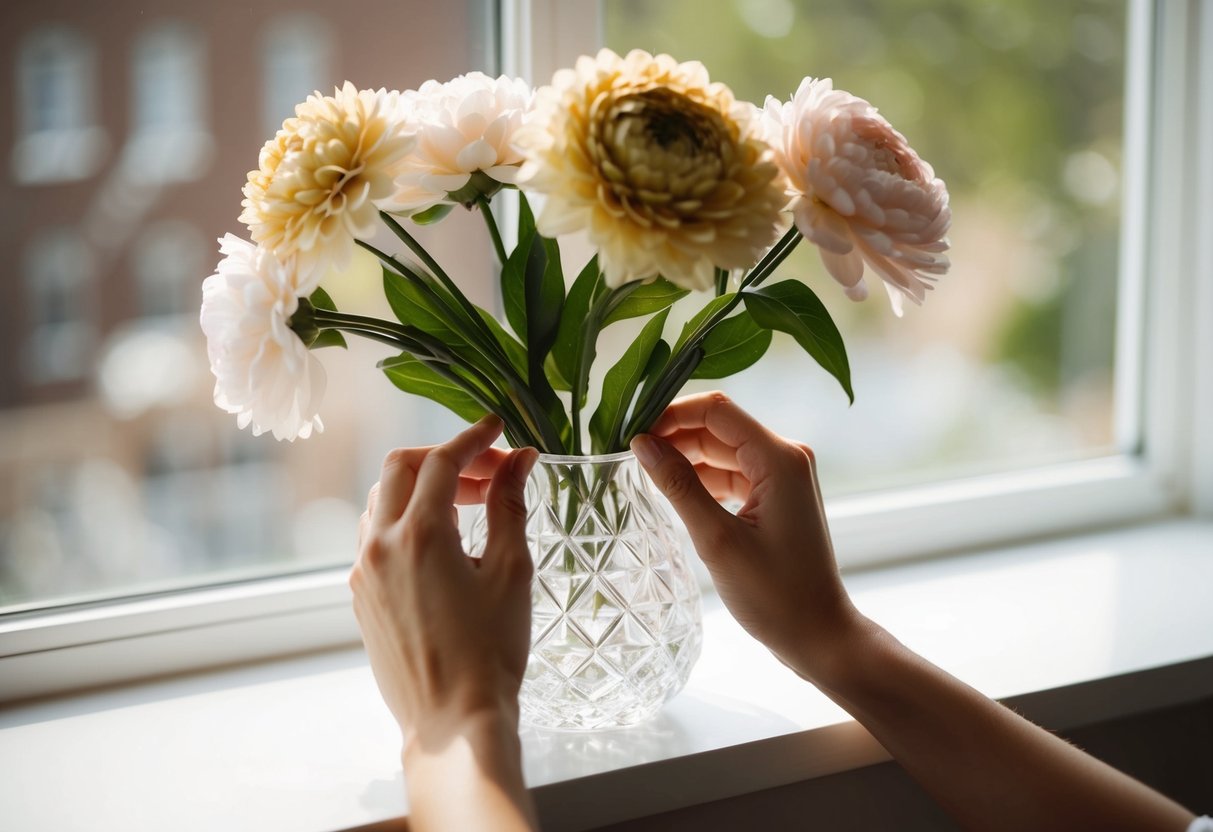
<box><xmin>122</xmin><ymin>22</ymin><xmax>214</xmax><ymax>184</ymax></box>
<box><xmin>22</xmin><ymin>227</ymin><xmax>96</xmax><ymax>384</ymax></box>
<box><xmin>11</xmin><ymin>26</ymin><xmax>106</xmax><ymax>184</ymax></box>
<box><xmin>262</xmin><ymin>14</ymin><xmax>336</xmax><ymax>136</ymax></box>
<box><xmin>132</xmin><ymin>221</ymin><xmax>207</xmax><ymax>318</ymax></box>
<box><xmin>0</xmin><ymin>0</ymin><xmax>1208</xmax><ymax>700</ymax></box>
<box><xmin>605</xmin><ymin>0</ymin><xmax>1126</xmax><ymax>496</ymax></box>
<box><xmin>0</xmin><ymin>1</ymin><xmax>496</xmax><ymax>620</ymax></box>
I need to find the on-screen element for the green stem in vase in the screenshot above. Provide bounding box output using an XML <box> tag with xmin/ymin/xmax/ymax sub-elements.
<box><xmin>355</xmin><ymin>237</ymin><xmax>563</xmax><ymax>451</ymax></box>
<box><xmin>310</xmin><ymin>310</ymin><xmax>531</xmax><ymax>444</ymax></box>
<box><xmin>622</xmin><ymin>229</ymin><xmax>802</xmax><ymax>443</ymax></box>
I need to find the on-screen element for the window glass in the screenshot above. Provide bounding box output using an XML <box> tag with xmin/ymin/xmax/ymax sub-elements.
<box><xmin>0</xmin><ymin>2</ymin><xmax>495</xmax><ymax>612</ymax></box>
<box><xmin>605</xmin><ymin>0</ymin><xmax>1127</xmax><ymax>495</ymax></box>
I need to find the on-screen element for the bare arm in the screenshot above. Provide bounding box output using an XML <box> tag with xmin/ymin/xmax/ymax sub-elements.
<box><xmin>350</xmin><ymin>416</ymin><xmax>538</xmax><ymax>832</ymax></box>
<box><xmin>634</xmin><ymin>391</ymin><xmax>1197</xmax><ymax>832</ymax></box>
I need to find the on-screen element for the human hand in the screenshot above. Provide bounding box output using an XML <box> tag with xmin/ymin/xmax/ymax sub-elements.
<box><xmin>630</xmin><ymin>392</ymin><xmax>860</xmax><ymax>682</ymax></box>
<box><xmin>349</xmin><ymin>415</ymin><xmax>538</xmax><ymax>755</ymax></box>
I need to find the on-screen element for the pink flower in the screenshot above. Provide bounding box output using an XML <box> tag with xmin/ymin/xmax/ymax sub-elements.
<box><xmin>761</xmin><ymin>78</ymin><xmax>950</xmax><ymax>314</ymax></box>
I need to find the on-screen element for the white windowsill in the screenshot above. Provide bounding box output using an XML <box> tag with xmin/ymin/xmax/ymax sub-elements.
<box><xmin>1</xmin><ymin>518</ymin><xmax>1210</xmax><ymax>832</ymax></box>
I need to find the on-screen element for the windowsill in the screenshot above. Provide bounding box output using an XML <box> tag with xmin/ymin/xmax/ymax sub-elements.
<box><xmin>1</xmin><ymin>518</ymin><xmax>1211</xmax><ymax>832</ymax></box>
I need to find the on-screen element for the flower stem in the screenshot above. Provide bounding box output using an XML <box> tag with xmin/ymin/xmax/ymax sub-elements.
<box><xmin>356</xmin><ymin>234</ymin><xmax>563</xmax><ymax>450</ymax></box>
<box><xmin>714</xmin><ymin>267</ymin><xmax>729</xmax><ymax>296</ymax></box>
<box><xmin>476</xmin><ymin>195</ymin><xmax>508</xmax><ymax>267</ymax></box>
<box><xmin>740</xmin><ymin>225</ymin><xmax>802</xmax><ymax>291</ymax></box>
<box><xmin>621</xmin><ymin>229</ymin><xmax>803</xmax><ymax>442</ymax></box>
<box><xmin>375</xmin><ymin>212</ymin><xmax>565</xmax><ymax>451</ymax></box>
<box><xmin>379</xmin><ymin>211</ymin><xmax>494</xmax><ymax>338</ymax></box>
<box><xmin>569</xmin><ymin>282</ymin><xmax>642</xmax><ymax>455</ymax></box>
<box><xmin>310</xmin><ymin>311</ymin><xmax>532</xmax><ymax>443</ymax></box>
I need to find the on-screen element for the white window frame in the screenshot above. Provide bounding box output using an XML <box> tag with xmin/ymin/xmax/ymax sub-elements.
<box><xmin>1</xmin><ymin>0</ymin><xmax>1209</xmax><ymax>703</ymax></box>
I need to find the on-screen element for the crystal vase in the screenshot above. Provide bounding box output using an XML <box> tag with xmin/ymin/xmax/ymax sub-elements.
<box><xmin>467</xmin><ymin>450</ymin><xmax>703</xmax><ymax>730</ymax></box>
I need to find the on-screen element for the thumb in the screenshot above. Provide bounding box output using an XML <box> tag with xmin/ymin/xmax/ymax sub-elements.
<box><xmin>483</xmin><ymin>447</ymin><xmax>538</xmax><ymax>575</ymax></box>
<box><xmin>631</xmin><ymin>434</ymin><xmax>734</xmax><ymax>548</ymax></box>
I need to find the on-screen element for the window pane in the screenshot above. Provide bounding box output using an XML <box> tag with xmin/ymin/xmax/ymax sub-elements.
<box><xmin>0</xmin><ymin>2</ymin><xmax>496</xmax><ymax>612</ymax></box>
<box><xmin>606</xmin><ymin>0</ymin><xmax>1126</xmax><ymax>495</ymax></box>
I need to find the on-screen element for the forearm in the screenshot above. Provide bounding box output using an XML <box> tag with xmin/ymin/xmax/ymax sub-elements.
<box><xmin>402</xmin><ymin>709</ymin><xmax>537</xmax><ymax>832</ymax></box>
<box><xmin>803</xmin><ymin>615</ymin><xmax>1195</xmax><ymax>832</ymax></box>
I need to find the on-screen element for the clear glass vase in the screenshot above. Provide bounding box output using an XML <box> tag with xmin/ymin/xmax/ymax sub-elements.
<box><xmin>467</xmin><ymin>450</ymin><xmax>703</xmax><ymax>730</ymax></box>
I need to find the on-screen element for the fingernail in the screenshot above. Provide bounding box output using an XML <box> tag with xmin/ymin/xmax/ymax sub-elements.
<box><xmin>630</xmin><ymin>435</ymin><xmax>663</xmax><ymax>467</ymax></box>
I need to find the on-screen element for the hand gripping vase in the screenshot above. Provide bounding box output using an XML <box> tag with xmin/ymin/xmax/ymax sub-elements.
<box><xmin>468</xmin><ymin>450</ymin><xmax>703</xmax><ymax>730</ymax></box>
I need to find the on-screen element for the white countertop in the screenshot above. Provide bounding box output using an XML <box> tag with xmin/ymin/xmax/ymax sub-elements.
<box><xmin>2</xmin><ymin>519</ymin><xmax>1212</xmax><ymax>832</ymax></box>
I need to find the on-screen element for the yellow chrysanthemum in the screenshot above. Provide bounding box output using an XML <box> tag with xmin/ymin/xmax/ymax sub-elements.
<box><xmin>240</xmin><ymin>82</ymin><xmax>414</xmax><ymax>287</ymax></box>
<box><xmin>516</xmin><ymin>49</ymin><xmax>786</xmax><ymax>291</ymax></box>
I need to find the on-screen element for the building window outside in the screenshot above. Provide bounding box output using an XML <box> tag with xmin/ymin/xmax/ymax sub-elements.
<box><xmin>11</xmin><ymin>26</ymin><xmax>106</xmax><ymax>185</ymax></box>
<box><xmin>0</xmin><ymin>0</ymin><xmax>488</xmax><ymax>613</ymax></box>
<box><xmin>262</xmin><ymin>13</ymin><xmax>335</xmax><ymax>136</ymax></box>
<box><xmin>133</xmin><ymin>221</ymin><xmax>207</xmax><ymax>319</ymax></box>
<box><xmin>22</xmin><ymin>227</ymin><xmax>96</xmax><ymax>384</ymax></box>
<box><xmin>123</xmin><ymin>22</ymin><xmax>214</xmax><ymax>184</ymax></box>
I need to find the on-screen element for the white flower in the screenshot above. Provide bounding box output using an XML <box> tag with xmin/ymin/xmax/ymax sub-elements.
<box><xmin>239</xmin><ymin>83</ymin><xmax>414</xmax><ymax>286</ymax></box>
<box><xmin>760</xmin><ymin>77</ymin><xmax>951</xmax><ymax>314</ymax></box>
<box><xmin>200</xmin><ymin>234</ymin><xmax>325</xmax><ymax>441</ymax></box>
<box><xmin>515</xmin><ymin>48</ymin><xmax>786</xmax><ymax>292</ymax></box>
<box><xmin>380</xmin><ymin>72</ymin><xmax>533</xmax><ymax>214</ymax></box>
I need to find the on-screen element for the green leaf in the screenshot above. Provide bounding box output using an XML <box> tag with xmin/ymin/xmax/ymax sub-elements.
<box><xmin>308</xmin><ymin>286</ymin><xmax>338</xmax><ymax>312</ymax></box>
<box><xmin>544</xmin><ymin>352</ymin><xmax>571</xmax><ymax>392</ymax></box>
<box><xmin>409</xmin><ymin>203</ymin><xmax>455</xmax><ymax>225</ymax></box>
<box><xmin>690</xmin><ymin>309</ymin><xmax>772</xmax><ymax>379</ymax></box>
<box><xmin>310</xmin><ymin>329</ymin><xmax>348</xmax><ymax>350</ymax></box>
<box><xmin>635</xmin><ymin>338</ymin><xmax>671</xmax><ymax>404</ymax></box>
<box><xmin>514</xmin><ymin>228</ymin><xmax>569</xmax><ymax>446</ymax></box>
<box><xmin>602</xmin><ymin>278</ymin><xmax>690</xmax><ymax>327</ymax></box>
<box><xmin>623</xmin><ymin>345</ymin><xmax>703</xmax><ymax>442</ymax></box>
<box><xmin>379</xmin><ymin>353</ymin><xmax>488</xmax><ymax>423</ymax></box>
<box><xmin>525</xmin><ymin>234</ymin><xmax>565</xmax><ymax>368</ymax></box>
<box><xmin>589</xmin><ymin>309</ymin><xmax>670</xmax><ymax>453</ymax></box>
<box><xmin>501</xmin><ymin>194</ymin><xmax>538</xmax><ymax>340</ymax></box>
<box><xmin>673</xmin><ymin>293</ymin><xmax>736</xmax><ymax>352</ymax></box>
<box><xmin>743</xmin><ymin>280</ymin><xmax>854</xmax><ymax>403</ymax></box>
<box><xmin>382</xmin><ymin>266</ymin><xmax>463</xmax><ymax>343</ymax></box>
<box><xmin>477</xmin><ymin>308</ymin><xmax>527</xmax><ymax>379</ymax></box>
<box><xmin>549</xmin><ymin>256</ymin><xmax>604</xmax><ymax>392</ymax></box>
<box><xmin>382</xmin><ymin>266</ymin><xmax>518</xmax><ymax>398</ymax></box>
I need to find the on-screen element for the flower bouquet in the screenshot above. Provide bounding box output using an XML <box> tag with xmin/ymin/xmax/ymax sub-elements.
<box><xmin>201</xmin><ymin>49</ymin><xmax>950</xmax><ymax>728</ymax></box>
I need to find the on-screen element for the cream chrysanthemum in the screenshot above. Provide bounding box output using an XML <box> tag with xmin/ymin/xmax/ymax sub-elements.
<box><xmin>381</xmin><ymin>72</ymin><xmax>533</xmax><ymax>215</ymax></box>
<box><xmin>516</xmin><ymin>48</ymin><xmax>786</xmax><ymax>291</ymax></box>
<box><xmin>200</xmin><ymin>234</ymin><xmax>325</xmax><ymax>441</ymax></box>
<box><xmin>240</xmin><ymin>82</ymin><xmax>414</xmax><ymax>287</ymax></box>
<box><xmin>760</xmin><ymin>77</ymin><xmax>950</xmax><ymax>315</ymax></box>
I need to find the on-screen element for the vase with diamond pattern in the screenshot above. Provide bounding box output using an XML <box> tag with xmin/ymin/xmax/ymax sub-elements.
<box><xmin>467</xmin><ymin>450</ymin><xmax>703</xmax><ymax>730</ymax></box>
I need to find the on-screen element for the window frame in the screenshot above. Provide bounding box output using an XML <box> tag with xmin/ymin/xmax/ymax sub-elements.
<box><xmin>1</xmin><ymin>0</ymin><xmax>1209</xmax><ymax>703</ymax></box>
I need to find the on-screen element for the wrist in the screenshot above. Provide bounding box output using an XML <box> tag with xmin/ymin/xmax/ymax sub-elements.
<box><xmin>401</xmin><ymin>698</ymin><xmax>521</xmax><ymax>769</ymax></box>
<box><xmin>785</xmin><ymin>603</ymin><xmax>881</xmax><ymax>690</ymax></box>
<box><xmin>400</xmin><ymin>701</ymin><xmax>537</xmax><ymax>831</ymax></box>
